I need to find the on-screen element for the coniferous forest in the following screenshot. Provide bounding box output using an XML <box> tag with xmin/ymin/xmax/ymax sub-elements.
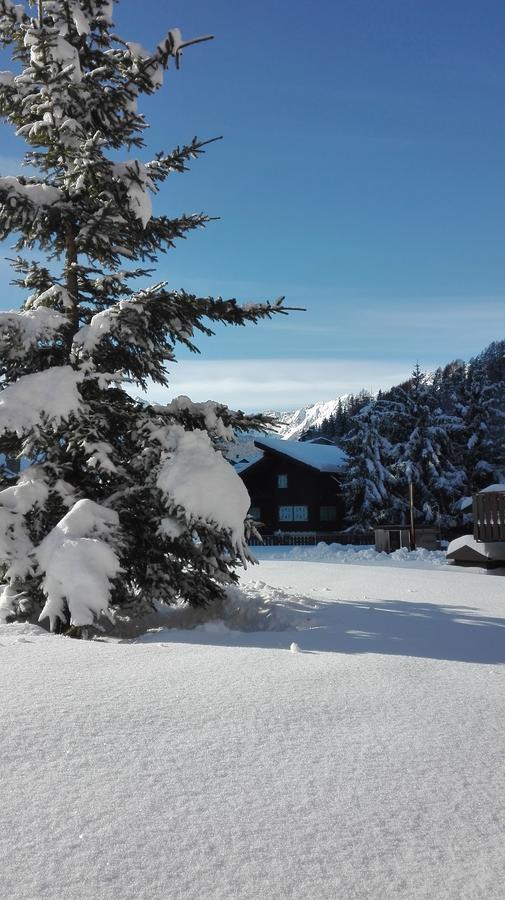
<box><xmin>301</xmin><ymin>340</ymin><xmax>505</xmax><ymax>530</ymax></box>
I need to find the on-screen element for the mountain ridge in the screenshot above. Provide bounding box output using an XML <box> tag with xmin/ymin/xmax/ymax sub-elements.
<box><xmin>262</xmin><ymin>398</ymin><xmax>346</xmax><ymax>440</ymax></box>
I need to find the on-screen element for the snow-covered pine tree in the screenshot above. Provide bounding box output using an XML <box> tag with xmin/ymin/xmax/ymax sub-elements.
<box><xmin>0</xmin><ymin>0</ymin><xmax>290</xmax><ymax>631</ymax></box>
<box><xmin>456</xmin><ymin>359</ymin><xmax>505</xmax><ymax>493</ymax></box>
<box><xmin>389</xmin><ymin>365</ymin><xmax>465</xmax><ymax>526</ymax></box>
<box><xmin>341</xmin><ymin>400</ymin><xmax>397</xmax><ymax>531</ymax></box>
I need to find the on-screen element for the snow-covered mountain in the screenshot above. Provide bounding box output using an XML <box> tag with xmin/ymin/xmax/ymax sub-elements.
<box><xmin>223</xmin><ymin>399</ymin><xmax>345</xmax><ymax>462</ymax></box>
<box><xmin>263</xmin><ymin>398</ymin><xmax>345</xmax><ymax>440</ymax></box>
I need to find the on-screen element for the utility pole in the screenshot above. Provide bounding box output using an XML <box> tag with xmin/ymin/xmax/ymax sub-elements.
<box><xmin>409</xmin><ymin>481</ymin><xmax>416</xmax><ymax>550</ymax></box>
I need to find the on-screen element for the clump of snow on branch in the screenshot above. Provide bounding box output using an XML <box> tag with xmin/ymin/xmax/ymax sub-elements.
<box><xmin>68</xmin><ymin>1</ymin><xmax>90</xmax><ymax>36</ymax></box>
<box><xmin>0</xmin><ymin>176</ymin><xmax>62</xmax><ymax>206</ymax></box>
<box><xmin>36</xmin><ymin>499</ymin><xmax>121</xmax><ymax>630</ymax></box>
<box><xmin>0</xmin><ymin>468</ymin><xmax>49</xmax><ymax>589</ymax></box>
<box><xmin>73</xmin><ymin>298</ymin><xmax>143</xmax><ymax>353</ymax></box>
<box><xmin>25</xmin><ymin>284</ymin><xmax>73</xmax><ymax>311</ymax></box>
<box><xmin>24</xmin><ymin>24</ymin><xmax>82</xmax><ymax>82</ymax></box>
<box><xmin>156</xmin><ymin>426</ymin><xmax>251</xmax><ymax>550</ymax></box>
<box><xmin>112</xmin><ymin>161</ymin><xmax>154</xmax><ymax>227</ymax></box>
<box><xmin>160</xmin><ymin>396</ymin><xmax>235</xmax><ymax>441</ymax></box>
<box><xmin>127</xmin><ymin>28</ymin><xmax>184</xmax><ymax>90</ymax></box>
<box><xmin>0</xmin><ymin>307</ymin><xmax>68</xmax><ymax>355</ymax></box>
<box><xmin>0</xmin><ymin>366</ymin><xmax>83</xmax><ymax>437</ymax></box>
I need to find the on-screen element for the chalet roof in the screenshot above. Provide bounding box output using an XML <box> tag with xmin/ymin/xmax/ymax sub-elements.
<box><xmin>233</xmin><ymin>453</ymin><xmax>263</xmax><ymax>474</ymax></box>
<box><xmin>253</xmin><ymin>436</ymin><xmax>347</xmax><ymax>473</ymax></box>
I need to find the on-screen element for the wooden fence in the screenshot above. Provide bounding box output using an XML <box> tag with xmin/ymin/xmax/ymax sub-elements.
<box><xmin>473</xmin><ymin>492</ymin><xmax>505</xmax><ymax>543</ymax></box>
<box><xmin>248</xmin><ymin>531</ymin><xmax>375</xmax><ymax>547</ymax></box>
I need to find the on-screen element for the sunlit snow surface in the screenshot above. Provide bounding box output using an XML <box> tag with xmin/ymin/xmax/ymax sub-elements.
<box><xmin>1</xmin><ymin>549</ymin><xmax>505</xmax><ymax>899</ymax></box>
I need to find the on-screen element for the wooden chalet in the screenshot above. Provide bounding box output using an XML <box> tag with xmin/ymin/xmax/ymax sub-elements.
<box><xmin>238</xmin><ymin>436</ymin><xmax>347</xmax><ymax>534</ymax></box>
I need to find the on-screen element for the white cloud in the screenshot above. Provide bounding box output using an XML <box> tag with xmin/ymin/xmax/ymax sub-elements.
<box><xmin>134</xmin><ymin>357</ymin><xmax>417</xmax><ymax>412</ymax></box>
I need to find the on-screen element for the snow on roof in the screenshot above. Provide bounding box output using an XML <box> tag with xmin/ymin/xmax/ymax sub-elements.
<box><xmin>253</xmin><ymin>436</ymin><xmax>347</xmax><ymax>473</ymax></box>
<box><xmin>480</xmin><ymin>483</ymin><xmax>505</xmax><ymax>494</ymax></box>
<box><xmin>233</xmin><ymin>453</ymin><xmax>263</xmax><ymax>475</ymax></box>
<box><xmin>447</xmin><ymin>534</ymin><xmax>505</xmax><ymax>562</ymax></box>
<box><xmin>458</xmin><ymin>484</ymin><xmax>505</xmax><ymax>511</ymax></box>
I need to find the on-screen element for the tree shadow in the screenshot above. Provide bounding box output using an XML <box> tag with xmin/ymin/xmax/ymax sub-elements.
<box><xmin>137</xmin><ymin>596</ymin><xmax>505</xmax><ymax>665</ymax></box>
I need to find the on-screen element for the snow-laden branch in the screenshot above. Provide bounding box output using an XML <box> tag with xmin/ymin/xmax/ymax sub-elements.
<box><xmin>0</xmin><ymin>468</ymin><xmax>49</xmax><ymax>587</ymax></box>
<box><xmin>0</xmin><ymin>365</ymin><xmax>83</xmax><ymax>436</ymax></box>
<box><xmin>0</xmin><ymin>176</ymin><xmax>62</xmax><ymax>207</ymax></box>
<box><xmin>0</xmin><ymin>306</ymin><xmax>68</xmax><ymax>357</ymax></box>
<box><xmin>152</xmin><ymin>396</ymin><xmax>276</xmax><ymax>440</ymax></box>
<box><xmin>111</xmin><ymin>160</ymin><xmax>154</xmax><ymax>227</ymax></box>
<box><xmin>71</xmin><ymin>288</ymin><xmax>298</xmax><ymax>390</ymax></box>
<box><xmin>0</xmin><ymin>177</ymin><xmax>65</xmax><ymax>246</ymax></box>
<box><xmin>156</xmin><ymin>425</ymin><xmax>250</xmax><ymax>558</ymax></box>
<box><xmin>37</xmin><ymin>499</ymin><xmax>121</xmax><ymax>630</ymax></box>
<box><xmin>0</xmin><ymin>0</ymin><xmax>27</xmax><ymax>41</ymax></box>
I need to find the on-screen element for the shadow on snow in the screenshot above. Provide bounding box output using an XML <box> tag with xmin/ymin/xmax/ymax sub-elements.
<box><xmin>137</xmin><ymin>596</ymin><xmax>505</xmax><ymax>665</ymax></box>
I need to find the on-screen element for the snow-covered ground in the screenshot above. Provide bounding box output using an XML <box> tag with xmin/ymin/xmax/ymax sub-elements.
<box><xmin>1</xmin><ymin>549</ymin><xmax>505</xmax><ymax>899</ymax></box>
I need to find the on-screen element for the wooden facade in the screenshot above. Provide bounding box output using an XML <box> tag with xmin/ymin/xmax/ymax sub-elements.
<box><xmin>473</xmin><ymin>491</ymin><xmax>505</xmax><ymax>543</ymax></box>
<box><xmin>239</xmin><ymin>440</ymin><xmax>345</xmax><ymax>534</ymax></box>
<box><xmin>447</xmin><ymin>488</ymin><xmax>505</xmax><ymax>567</ymax></box>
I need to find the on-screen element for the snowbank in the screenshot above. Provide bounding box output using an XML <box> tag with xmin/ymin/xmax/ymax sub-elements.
<box><xmin>253</xmin><ymin>542</ymin><xmax>448</xmax><ymax>567</ymax></box>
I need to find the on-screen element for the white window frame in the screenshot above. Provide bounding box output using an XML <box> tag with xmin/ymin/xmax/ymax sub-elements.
<box><xmin>293</xmin><ymin>505</ymin><xmax>308</xmax><ymax>522</ymax></box>
<box><xmin>277</xmin><ymin>474</ymin><xmax>288</xmax><ymax>489</ymax></box>
<box><xmin>278</xmin><ymin>505</ymin><xmax>293</xmax><ymax>522</ymax></box>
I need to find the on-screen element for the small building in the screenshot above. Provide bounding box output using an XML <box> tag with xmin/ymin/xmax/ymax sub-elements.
<box><xmin>473</xmin><ymin>487</ymin><xmax>505</xmax><ymax>543</ymax></box>
<box><xmin>447</xmin><ymin>485</ymin><xmax>505</xmax><ymax>567</ymax></box>
<box><xmin>238</xmin><ymin>436</ymin><xmax>347</xmax><ymax>534</ymax></box>
<box><xmin>374</xmin><ymin>525</ymin><xmax>439</xmax><ymax>553</ymax></box>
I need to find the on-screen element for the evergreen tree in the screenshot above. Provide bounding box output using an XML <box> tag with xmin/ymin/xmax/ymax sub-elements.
<box><xmin>431</xmin><ymin>359</ymin><xmax>466</xmax><ymax>418</ymax></box>
<box><xmin>0</xmin><ymin>0</ymin><xmax>289</xmax><ymax>630</ymax></box>
<box><xmin>341</xmin><ymin>400</ymin><xmax>397</xmax><ymax>531</ymax></box>
<box><xmin>389</xmin><ymin>365</ymin><xmax>464</xmax><ymax>525</ymax></box>
<box><xmin>456</xmin><ymin>361</ymin><xmax>505</xmax><ymax>493</ymax></box>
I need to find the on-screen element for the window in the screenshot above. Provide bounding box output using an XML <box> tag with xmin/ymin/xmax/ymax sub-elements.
<box><xmin>320</xmin><ymin>505</ymin><xmax>337</xmax><ymax>522</ymax></box>
<box><xmin>277</xmin><ymin>474</ymin><xmax>288</xmax><ymax>489</ymax></box>
<box><xmin>249</xmin><ymin>506</ymin><xmax>261</xmax><ymax>521</ymax></box>
<box><xmin>278</xmin><ymin>505</ymin><xmax>308</xmax><ymax>522</ymax></box>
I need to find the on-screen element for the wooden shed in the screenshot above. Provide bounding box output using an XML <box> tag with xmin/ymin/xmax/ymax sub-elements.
<box><xmin>374</xmin><ymin>525</ymin><xmax>439</xmax><ymax>553</ymax></box>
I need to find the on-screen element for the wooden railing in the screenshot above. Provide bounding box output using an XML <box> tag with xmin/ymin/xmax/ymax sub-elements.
<box><xmin>473</xmin><ymin>492</ymin><xmax>505</xmax><ymax>543</ymax></box>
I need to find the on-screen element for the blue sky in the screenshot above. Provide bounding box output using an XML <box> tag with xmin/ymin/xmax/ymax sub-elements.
<box><xmin>1</xmin><ymin>0</ymin><xmax>505</xmax><ymax>409</ymax></box>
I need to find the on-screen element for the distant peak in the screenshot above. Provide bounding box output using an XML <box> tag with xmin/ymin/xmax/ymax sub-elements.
<box><xmin>263</xmin><ymin>397</ymin><xmax>347</xmax><ymax>440</ymax></box>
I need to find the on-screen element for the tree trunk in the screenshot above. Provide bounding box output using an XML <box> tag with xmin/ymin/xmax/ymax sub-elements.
<box><xmin>65</xmin><ymin>224</ymin><xmax>79</xmax><ymax>354</ymax></box>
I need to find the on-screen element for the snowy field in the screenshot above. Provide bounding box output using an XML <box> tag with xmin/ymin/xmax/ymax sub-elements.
<box><xmin>1</xmin><ymin>547</ymin><xmax>505</xmax><ymax>899</ymax></box>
